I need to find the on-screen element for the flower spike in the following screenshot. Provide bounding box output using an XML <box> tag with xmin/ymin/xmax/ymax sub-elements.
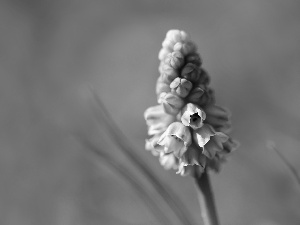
<box><xmin>144</xmin><ymin>29</ymin><xmax>238</xmax><ymax>176</ymax></box>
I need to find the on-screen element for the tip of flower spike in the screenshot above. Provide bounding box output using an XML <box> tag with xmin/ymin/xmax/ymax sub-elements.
<box><xmin>173</xmin><ymin>42</ymin><xmax>197</xmax><ymax>55</ymax></box>
<box><xmin>166</xmin><ymin>30</ymin><xmax>191</xmax><ymax>43</ymax></box>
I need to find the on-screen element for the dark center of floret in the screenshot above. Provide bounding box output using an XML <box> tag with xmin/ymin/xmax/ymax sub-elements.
<box><xmin>190</xmin><ymin>113</ymin><xmax>200</xmax><ymax>122</ymax></box>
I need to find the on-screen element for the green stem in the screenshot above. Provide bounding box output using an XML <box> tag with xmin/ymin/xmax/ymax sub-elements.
<box><xmin>194</xmin><ymin>170</ymin><xmax>220</xmax><ymax>225</ymax></box>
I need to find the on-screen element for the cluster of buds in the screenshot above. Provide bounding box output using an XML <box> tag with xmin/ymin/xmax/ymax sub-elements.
<box><xmin>144</xmin><ymin>30</ymin><xmax>238</xmax><ymax>176</ymax></box>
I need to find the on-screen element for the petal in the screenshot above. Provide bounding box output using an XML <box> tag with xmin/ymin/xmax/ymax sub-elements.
<box><xmin>202</xmin><ymin>137</ymin><xmax>223</xmax><ymax>159</ymax></box>
<box><xmin>181</xmin><ymin>144</ymin><xmax>206</xmax><ymax>168</ymax></box>
<box><xmin>181</xmin><ymin>111</ymin><xmax>190</xmax><ymax>127</ymax></box>
<box><xmin>167</xmin><ymin>136</ymin><xmax>185</xmax><ymax>155</ymax></box>
<box><xmin>159</xmin><ymin>153</ymin><xmax>179</xmax><ymax>170</ymax></box>
<box><xmin>167</xmin><ymin>122</ymin><xmax>192</xmax><ymax>145</ymax></box>
<box><xmin>193</xmin><ymin>124</ymin><xmax>215</xmax><ymax>147</ymax></box>
<box><xmin>144</xmin><ymin>105</ymin><xmax>176</xmax><ymax>135</ymax></box>
<box><xmin>202</xmin><ymin>132</ymin><xmax>229</xmax><ymax>159</ymax></box>
<box><xmin>145</xmin><ymin>135</ymin><xmax>163</xmax><ymax>156</ymax></box>
<box><xmin>157</xmin><ymin>122</ymin><xmax>192</xmax><ymax>151</ymax></box>
<box><xmin>181</xmin><ymin>103</ymin><xmax>206</xmax><ymax>129</ymax></box>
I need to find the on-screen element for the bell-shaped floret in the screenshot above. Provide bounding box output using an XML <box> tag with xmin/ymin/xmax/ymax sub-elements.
<box><xmin>157</xmin><ymin>122</ymin><xmax>192</xmax><ymax>157</ymax></box>
<box><xmin>144</xmin><ymin>104</ymin><xmax>176</xmax><ymax>135</ymax></box>
<box><xmin>159</xmin><ymin>152</ymin><xmax>179</xmax><ymax>170</ymax></box>
<box><xmin>181</xmin><ymin>103</ymin><xmax>206</xmax><ymax>130</ymax></box>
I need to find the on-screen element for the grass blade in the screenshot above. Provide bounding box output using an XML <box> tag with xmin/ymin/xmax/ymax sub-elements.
<box><xmin>91</xmin><ymin>91</ymin><xmax>195</xmax><ymax>225</ymax></box>
<box><xmin>76</xmin><ymin>134</ymin><xmax>173</xmax><ymax>225</ymax></box>
<box><xmin>267</xmin><ymin>141</ymin><xmax>300</xmax><ymax>188</ymax></box>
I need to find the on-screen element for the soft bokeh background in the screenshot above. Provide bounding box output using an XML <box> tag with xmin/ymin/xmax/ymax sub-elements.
<box><xmin>1</xmin><ymin>0</ymin><xmax>300</xmax><ymax>224</ymax></box>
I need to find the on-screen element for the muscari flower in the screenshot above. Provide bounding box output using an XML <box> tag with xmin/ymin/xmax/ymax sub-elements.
<box><xmin>159</xmin><ymin>152</ymin><xmax>179</xmax><ymax>170</ymax></box>
<box><xmin>144</xmin><ymin>29</ymin><xmax>238</xmax><ymax>176</ymax></box>
<box><xmin>181</xmin><ymin>103</ymin><xmax>206</xmax><ymax>130</ymax></box>
<box><xmin>144</xmin><ymin>104</ymin><xmax>176</xmax><ymax>135</ymax></box>
<box><xmin>157</xmin><ymin>122</ymin><xmax>192</xmax><ymax>158</ymax></box>
<box><xmin>193</xmin><ymin>124</ymin><xmax>228</xmax><ymax>159</ymax></box>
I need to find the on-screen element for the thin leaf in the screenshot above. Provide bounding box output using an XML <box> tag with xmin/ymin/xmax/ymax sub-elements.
<box><xmin>91</xmin><ymin>90</ymin><xmax>195</xmax><ymax>225</ymax></box>
<box><xmin>267</xmin><ymin>141</ymin><xmax>300</xmax><ymax>188</ymax></box>
<box><xmin>76</xmin><ymin>134</ymin><xmax>173</xmax><ymax>225</ymax></box>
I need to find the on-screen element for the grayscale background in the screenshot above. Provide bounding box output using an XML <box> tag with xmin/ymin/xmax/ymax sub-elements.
<box><xmin>1</xmin><ymin>0</ymin><xmax>300</xmax><ymax>224</ymax></box>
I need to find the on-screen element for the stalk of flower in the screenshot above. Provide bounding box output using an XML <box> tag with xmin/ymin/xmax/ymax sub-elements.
<box><xmin>144</xmin><ymin>29</ymin><xmax>239</xmax><ymax>225</ymax></box>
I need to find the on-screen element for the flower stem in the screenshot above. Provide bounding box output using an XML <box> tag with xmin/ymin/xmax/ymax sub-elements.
<box><xmin>194</xmin><ymin>170</ymin><xmax>220</xmax><ymax>225</ymax></box>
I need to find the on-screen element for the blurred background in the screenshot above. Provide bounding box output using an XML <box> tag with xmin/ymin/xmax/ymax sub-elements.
<box><xmin>0</xmin><ymin>0</ymin><xmax>300</xmax><ymax>224</ymax></box>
